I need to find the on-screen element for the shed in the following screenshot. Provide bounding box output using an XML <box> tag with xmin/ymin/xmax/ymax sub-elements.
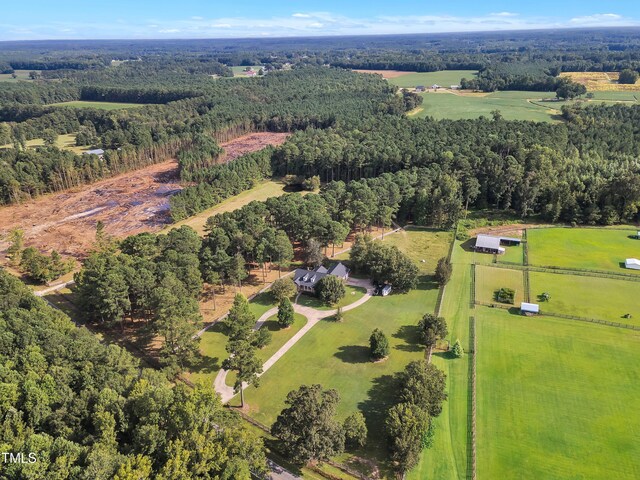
<box><xmin>625</xmin><ymin>258</ymin><xmax>640</xmax><ymax>270</ymax></box>
<box><xmin>415</xmin><ymin>85</ymin><xmax>425</xmax><ymax>92</ymax></box>
<box><xmin>83</xmin><ymin>148</ymin><xmax>105</xmax><ymax>156</ymax></box>
<box><xmin>520</xmin><ymin>302</ymin><xmax>540</xmax><ymax>314</ymax></box>
<box><xmin>474</xmin><ymin>235</ymin><xmax>505</xmax><ymax>254</ymax></box>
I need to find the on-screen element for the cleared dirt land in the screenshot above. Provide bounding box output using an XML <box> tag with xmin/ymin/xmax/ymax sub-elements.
<box><xmin>0</xmin><ymin>132</ymin><xmax>289</xmax><ymax>259</ymax></box>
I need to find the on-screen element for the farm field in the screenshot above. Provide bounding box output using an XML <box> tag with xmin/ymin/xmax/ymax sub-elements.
<box><xmin>529</xmin><ymin>272</ymin><xmax>640</xmax><ymax>325</ymax></box>
<box><xmin>527</xmin><ymin>227</ymin><xmax>640</xmax><ymax>273</ymax></box>
<box><xmin>560</xmin><ymin>71</ymin><xmax>640</xmax><ymax>91</ymax></box>
<box><xmin>475</xmin><ymin>264</ymin><xmax>524</xmax><ymax>306</ymax></box>
<box><xmin>385</xmin><ymin>70</ymin><xmax>478</xmax><ymax>88</ymax></box>
<box><xmin>0</xmin><ymin>69</ymin><xmax>35</xmax><ymax>81</ymax></box>
<box><xmin>50</xmin><ymin>100</ymin><xmax>150</xmax><ymax>110</ymax></box>
<box><xmin>476</xmin><ymin>307</ymin><xmax>640</xmax><ymax>480</ymax></box>
<box><xmin>408</xmin><ymin>89</ymin><xmax>639</xmax><ymax>122</ymax></box>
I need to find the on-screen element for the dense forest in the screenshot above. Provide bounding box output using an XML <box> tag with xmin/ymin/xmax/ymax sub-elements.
<box><xmin>0</xmin><ymin>268</ymin><xmax>267</xmax><ymax>479</ymax></box>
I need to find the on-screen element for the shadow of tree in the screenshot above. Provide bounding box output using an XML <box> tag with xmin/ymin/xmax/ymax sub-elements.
<box><xmin>334</xmin><ymin>345</ymin><xmax>371</xmax><ymax>364</ymax></box>
<box><xmin>392</xmin><ymin>325</ymin><xmax>423</xmax><ymax>353</ymax></box>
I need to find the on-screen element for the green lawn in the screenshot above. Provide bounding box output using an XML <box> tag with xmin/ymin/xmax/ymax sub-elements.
<box><xmin>408</xmin><ymin>241</ymin><xmax>473</xmax><ymax>480</ymax></box>
<box><xmin>530</xmin><ymin>272</ymin><xmax>640</xmax><ymax>325</ymax></box>
<box><xmin>527</xmin><ymin>227</ymin><xmax>640</xmax><ymax>273</ymax></box>
<box><xmin>476</xmin><ymin>307</ymin><xmax>640</xmax><ymax>479</ymax></box>
<box><xmin>378</xmin><ymin>227</ymin><xmax>453</xmax><ymax>275</ymax></box>
<box><xmin>387</xmin><ymin>70</ymin><xmax>478</xmax><ymax>88</ymax></box>
<box><xmin>226</xmin><ymin>313</ymin><xmax>308</xmax><ymax>388</ymax></box>
<box><xmin>295</xmin><ymin>285</ymin><xmax>366</xmax><ymax>311</ymax></box>
<box><xmin>475</xmin><ymin>265</ymin><xmax>525</xmax><ymax>306</ymax></box>
<box><xmin>242</xmin><ymin>280</ymin><xmax>439</xmax><ymax>476</ymax></box>
<box><xmin>50</xmin><ymin>100</ymin><xmax>150</xmax><ymax>110</ymax></box>
<box><xmin>0</xmin><ymin>133</ymin><xmax>85</xmax><ymax>154</ymax></box>
<box><xmin>497</xmin><ymin>242</ymin><xmax>524</xmax><ymax>265</ymax></box>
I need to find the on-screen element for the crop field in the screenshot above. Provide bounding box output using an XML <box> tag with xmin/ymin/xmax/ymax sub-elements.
<box><xmin>560</xmin><ymin>71</ymin><xmax>640</xmax><ymax>91</ymax></box>
<box><xmin>529</xmin><ymin>272</ymin><xmax>640</xmax><ymax>325</ymax></box>
<box><xmin>476</xmin><ymin>307</ymin><xmax>640</xmax><ymax>480</ymax></box>
<box><xmin>527</xmin><ymin>227</ymin><xmax>640</xmax><ymax>273</ymax></box>
<box><xmin>475</xmin><ymin>264</ymin><xmax>524</xmax><ymax>305</ymax></box>
<box><xmin>385</xmin><ymin>70</ymin><xmax>478</xmax><ymax>88</ymax></box>
<box><xmin>50</xmin><ymin>100</ymin><xmax>149</xmax><ymax>110</ymax></box>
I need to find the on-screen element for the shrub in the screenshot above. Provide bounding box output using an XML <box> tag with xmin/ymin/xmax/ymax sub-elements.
<box><xmin>315</xmin><ymin>275</ymin><xmax>346</xmax><ymax>305</ymax></box>
<box><xmin>496</xmin><ymin>287</ymin><xmax>515</xmax><ymax>304</ymax></box>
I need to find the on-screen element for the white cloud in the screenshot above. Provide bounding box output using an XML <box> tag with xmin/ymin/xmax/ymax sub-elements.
<box><xmin>211</xmin><ymin>23</ymin><xmax>231</xmax><ymax>28</ymax></box>
<box><xmin>191</xmin><ymin>16</ymin><xmax>203</xmax><ymax>20</ymax></box>
<box><xmin>292</xmin><ymin>13</ymin><xmax>311</xmax><ymax>18</ymax></box>
<box><xmin>490</xmin><ymin>12</ymin><xmax>518</xmax><ymax>17</ymax></box>
<box><xmin>159</xmin><ymin>28</ymin><xmax>180</xmax><ymax>33</ymax></box>
<box><xmin>309</xmin><ymin>22</ymin><xmax>323</xmax><ymax>28</ymax></box>
<box><xmin>569</xmin><ymin>13</ymin><xmax>624</xmax><ymax>25</ymax></box>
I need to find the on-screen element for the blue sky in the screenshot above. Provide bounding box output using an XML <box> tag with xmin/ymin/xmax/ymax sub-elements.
<box><xmin>1</xmin><ymin>1</ymin><xmax>640</xmax><ymax>41</ymax></box>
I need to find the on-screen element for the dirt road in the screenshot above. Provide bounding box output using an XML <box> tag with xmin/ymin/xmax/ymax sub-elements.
<box><xmin>0</xmin><ymin>132</ymin><xmax>289</xmax><ymax>260</ymax></box>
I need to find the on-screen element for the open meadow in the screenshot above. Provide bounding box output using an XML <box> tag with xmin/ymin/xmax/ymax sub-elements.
<box><xmin>50</xmin><ymin>100</ymin><xmax>150</xmax><ymax>110</ymax></box>
<box><xmin>475</xmin><ymin>264</ymin><xmax>525</xmax><ymax>305</ymax></box>
<box><xmin>527</xmin><ymin>227</ymin><xmax>640</xmax><ymax>273</ymax></box>
<box><xmin>384</xmin><ymin>70</ymin><xmax>478</xmax><ymax>88</ymax></box>
<box><xmin>476</xmin><ymin>307</ymin><xmax>640</xmax><ymax>480</ymax></box>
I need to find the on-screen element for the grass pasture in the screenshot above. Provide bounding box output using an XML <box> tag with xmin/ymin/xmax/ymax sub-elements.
<box><xmin>527</xmin><ymin>227</ymin><xmax>640</xmax><ymax>273</ymax></box>
<box><xmin>475</xmin><ymin>264</ymin><xmax>524</xmax><ymax>306</ymax></box>
<box><xmin>530</xmin><ymin>272</ymin><xmax>640</xmax><ymax>325</ymax></box>
<box><xmin>497</xmin><ymin>242</ymin><xmax>523</xmax><ymax>265</ymax></box>
<box><xmin>0</xmin><ymin>133</ymin><xmax>85</xmax><ymax>154</ymax></box>
<box><xmin>50</xmin><ymin>100</ymin><xmax>149</xmax><ymax>110</ymax></box>
<box><xmin>476</xmin><ymin>307</ymin><xmax>640</xmax><ymax>480</ymax></box>
<box><xmin>386</xmin><ymin>70</ymin><xmax>478</xmax><ymax>88</ymax></box>
<box><xmin>0</xmin><ymin>70</ymin><xmax>35</xmax><ymax>82</ymax></box>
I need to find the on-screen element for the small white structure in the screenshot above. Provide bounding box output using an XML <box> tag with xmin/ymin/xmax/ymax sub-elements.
<box><xmin>474</xmin><ymin>235</ymin><xmax>506</xmax><ymax>254</ymax></box>
<box><xmin>520</xmin><ymin>302</ymin><xmax>540</xmax><ymax>315</ymax></box>
<box><xmin>625</xmin><ymin>258</ymin><xmax>640</xmax><ymax>270</ymax></box>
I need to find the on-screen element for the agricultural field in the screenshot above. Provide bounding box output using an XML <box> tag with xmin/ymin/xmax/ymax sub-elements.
<box><xmin>529</xmin><ymin>272</ymin><xmax>640</xmax><ymax>325</ymax></box>
<box><xmin>476</xmin><ymin>307</ymin><xmax>640</xmax><ymax>480</ymax></box>
<box><xmin>50</xmin><ymin>100</ymin><xmax>149</xmax><ymax>110</ymax></box>
<box><xmin>475</xmin><ymin>264</ymin><xmax>524</xmax><ymax>306</ymax></box>
<box><xmin>560</xmin><ymin>71</ymin><xmax>640</xmax><ymax>91</ymax></box>
<box><xmin>384</xmin><ymin>70</ymin><xmax>478</xmax><ymax>88</ymax></box>
<box><xmin>0</xmin><ymin>69</ymin><xmax>35</xmax><ymax>81</ymax></box>
<box><xmin>527</xmin><ymin>227</ymin><xmax>640</xmax><ymax>273</ymax></box>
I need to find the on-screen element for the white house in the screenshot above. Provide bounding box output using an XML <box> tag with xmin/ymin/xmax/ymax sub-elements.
<box><xmin>625</xmin><ymin>258</ymin><xmax>640</xmax><ymax>270</ymax></box>
<box><xmin>520</xmin><ymin>302</ymin><xmax>540</xmax><ymax>315</ymax></box>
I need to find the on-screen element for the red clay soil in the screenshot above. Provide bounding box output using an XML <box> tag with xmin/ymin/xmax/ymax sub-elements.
<box><xmin>0</xmin><ymin>132</ymin><xmax>290</xmax><ymax>261</ymax></box>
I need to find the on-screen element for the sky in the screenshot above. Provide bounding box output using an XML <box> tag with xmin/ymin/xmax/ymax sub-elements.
<box><xmin>1</xmin><ymin>1</ymin><xmax>640</xmax><ymax>41</ymax></box>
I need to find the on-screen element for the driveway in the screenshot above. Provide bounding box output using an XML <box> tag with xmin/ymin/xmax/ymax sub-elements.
<box><xmin>214</xmin><ymin>279</ymin><xmax>374</xmax><ymax>403</ymax></box>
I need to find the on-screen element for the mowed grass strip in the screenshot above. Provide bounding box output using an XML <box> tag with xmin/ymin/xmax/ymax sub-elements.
<box><xmin>476</xmin><ymin>307</ymin><xmax>640</xmax><ymax>480</ymax></box>
<box><xmin>527</xmin><ymin>227</ymin><xmax>640</xmax><ymax>273</ymax></box>
<box><xmin>475</xmin><ymin>264</ymin><xmax>525</xmax><ymax>305</ymax></box>
<box><xmin>530</xmin><ymin>272</ymin><xmax>640</xmax><ymax>325</ymax></box>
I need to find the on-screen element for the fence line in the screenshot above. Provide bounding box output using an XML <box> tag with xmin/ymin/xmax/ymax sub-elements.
<box><xmin>470</xmin><ymin>263</ymin><xmax>476</xmax><ymax>308</ymax></box>
<box><xmin>434</xmin><ymin>225</ymin><xmax>458</xmax><ymax>317</ymax></box>
<box><xmin>466</xmin><ymin>315</ymin><xmax>477</xmax><ymax>480</ymax></box>
<box><xmin>487</xmin><ymin>262</ymin><xmax>640</xmax><ymax>283</ymax></box>
<box><xmin>522</xmin><ymin>229</ymin><xmax>529</xmax><ymax>266</ymax></box>
<box><xmin>473</xmin><ymin>301</ymin><xmax>640</xmax><ymax>331</ymax></box>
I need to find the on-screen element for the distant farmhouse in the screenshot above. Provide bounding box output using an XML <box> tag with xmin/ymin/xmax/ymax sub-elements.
<box><xmin>293</xmin><ymin>262</ymin><xmax>350</xmax><ymax>293</ymax></box>
<box><xmin>431</xmin><ymin>84</ymin><xmax>441</xmax><ymax>90</ymax></box>
<box><xmin>474</xmin><ymin>234</ymin><xmax>521</xmax><ymax>254</ymax></box>
<box><xmin>415</xmin><ymin>85</ymin><xmax>426</xmax><ymax>92</ymax></box>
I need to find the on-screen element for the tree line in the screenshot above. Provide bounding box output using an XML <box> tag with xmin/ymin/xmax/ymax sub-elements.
<box><xmin>0</xmin><ymin>267</ymin><xmax>267</xmax><ymax>480</ymax></box>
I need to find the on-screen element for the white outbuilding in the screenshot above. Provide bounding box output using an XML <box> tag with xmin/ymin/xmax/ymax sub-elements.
<box><xmin>625</xmin><ymin>258</ymin><xmax>640</xmax><ymax>270</ymax></box>
<box><xmin>520</xmin><ymin>302</ymin><xmax>540</xmax><ymax>315</ymax></box>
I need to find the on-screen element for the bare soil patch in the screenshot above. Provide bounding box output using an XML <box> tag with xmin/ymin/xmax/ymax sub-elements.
<box><xmin>353</xmin><ymin>69</ymin><xmax>414</xmax><ymax>79</ymax></box>
<box><xmin>0</xmin><ymin>132</ymin><xmax>290</xmax><ymax>260</ymax></box>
